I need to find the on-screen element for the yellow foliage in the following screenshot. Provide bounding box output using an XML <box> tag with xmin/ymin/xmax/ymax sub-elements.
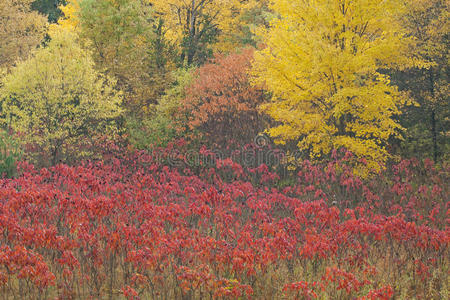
<box><xmin>59</xmin><ymin>0</ymin><xmax>270</xmax><ymax>65</ymax></box>
<box><xmin>57</xmin><ymin>0</ymin><xmax>173</xmax><ymax>113</ymax></box>
<box><xmin>0</xmin><ymin>0</ymin><xmax>48</xmax><ymax>70</ymax></box>
<box><xmin>212</xmin><ymin>0</ymin><xmax>272</xmax><ymax>52</ymax></box>
<box><xmin>0</xmin><ymin>27</ymin><xmax>122</xmax><ymax>165</ymax></box>
<box><xmin>58</xmin><ymin>0</ymin><xmax>80</xmax><ymax>29</ymax></box>
<box><xmin>252</xmin><ymin>0</ymin><xmax>417</xmax><ymax>175</ymax></box>
<box><xmin>149</xmin><ymin>0</ymin><xmax>268</xmax><ymax>63</ymax></box>
<box><xmin>403</xmin><ymin>0</ymin><xmax>449</xmax><ymax>104</ymax></box>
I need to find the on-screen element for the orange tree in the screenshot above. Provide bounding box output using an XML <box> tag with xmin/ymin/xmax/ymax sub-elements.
<box><xmin>182</xmin><ymin>48</ymin><xmax>268</xmax><ymax>148</ymax></box>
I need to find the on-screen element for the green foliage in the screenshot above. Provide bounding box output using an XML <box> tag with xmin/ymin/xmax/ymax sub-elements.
<box><xmin>127</xmin><ymin>68</ymin><xmax>194</xmax><ymax>149</ymax></box>
<box><xmin>392</xmin><ymin>0</ymin><xmax>449</xmax><ymax>162</ymax></box>
<box><xmin>32</xmin><ymin>0</ymin><xmax>66</xmax><ymax>22</ymax></box>
<box><xmin>0</xmin><ymin>27</ymin><xmax>122</xmax><ymax>166</ymax></box>
<box><xmin>126</xmin><ymin>115</ymin><xmax>175</xmax><ymax>150</ymax></box>
<box><xmin>0</xmin><ymin>130</ymin><xmax>21</xmax><ymax>178</ymax></box>
<box><xmin>61</xmin><ymin>0</ymin><xmax>174</xmax><ymax>113</ymax></box>
<box><xmin>215</xmin><ymin>0</ymin><xmax>274</xmax><ymax>50</ymax></box>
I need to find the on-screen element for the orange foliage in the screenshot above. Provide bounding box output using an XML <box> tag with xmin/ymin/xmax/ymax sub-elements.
<box><xmin>182</xmin><ymin>48</ymin><xmax>268</xmax><ymax>147</ymax></box>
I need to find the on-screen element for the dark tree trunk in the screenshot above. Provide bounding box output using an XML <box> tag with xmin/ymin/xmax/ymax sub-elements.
<box><xmin>431</xmin><ymin>109</ymin><xmax>437</xmax><ymax>162</ymax></box>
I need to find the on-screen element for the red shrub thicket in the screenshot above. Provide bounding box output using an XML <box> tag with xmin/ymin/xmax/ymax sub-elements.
<box><xmin>0</xmin><ymin>146</ymin><xmax>448</xmax><ymax>299</ymax></box>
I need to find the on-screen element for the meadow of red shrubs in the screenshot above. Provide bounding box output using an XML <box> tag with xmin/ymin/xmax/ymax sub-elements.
<box><xmin>0</xmin><ymin>142</ymin><xmax>448</xmax><ymax>299</ymax></box>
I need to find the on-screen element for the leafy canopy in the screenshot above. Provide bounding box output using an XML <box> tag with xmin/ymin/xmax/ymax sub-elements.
<box><xmin>252</xmin><ymin>0</ymin><xmax>416</xmax><ymax>174</ymax></box>
<box><xmin>149</xmin><ymin>0</ymin><xmax>270</xmax><ymax>65</ymax></box>
<box><xmin>0</xmin><ymin>0</ymin><xmax>47</xmax><ymax>69</ymax></box>
<box><xmin>0</xmin><ymin>26</ymin><xmax>122</xmax><ymax>165</ymax></box>
<box><xmin>58</xmin><ymin>0</ymin><xmax>173</xmax><ymax>113</ymax></box>
<box><xmin>393</xmin><ymin>0</ymin><xmax>449</xmax><ymax>161</ymax></box>
<box><xmin>127</xmin><ymin>68</ymin><xmax>194</xmax><ymax>149</ymax></box>
<box><xmin>183</xmin><ymin>48</ymin><xmax>267</xmax><ymax>147</ymax></box>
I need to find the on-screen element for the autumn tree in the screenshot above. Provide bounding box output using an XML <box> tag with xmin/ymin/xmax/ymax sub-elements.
<box><xmin>150</xmin><ymin>0</ymin><xmax>270</xmax><ymax>66</ymax></box>
<box><xmin>393</xmin><ymin>0</ymin><xmax>449</xmax><ymax>162</ymax></box>
<box><xmin>183</xmin><ymin>48</ymin><xmax>268</xmax><ymax>147</ymax></box>
<box><xmin>0</xmin><ymin>27</ymin><xmax>122</xmax><ymax>166</ymax></box>
<box><xmin>59</xmin><ymin>0</ymin><xmax>173</xmax><ymax>113</ymax></box>
<box><xmin>214</xmin><ymin>0</ymin><xmax>273</xmax><ymax>52</ymax></box>
<box><xmin>0</xmin><ymin>0</ymin><xmax>47</xmax><ymax>69</ymax></box>
<box><xmin>252</xmin><ymin>0</ymin><xmax>415</xmax><ymax>174</ymax></box>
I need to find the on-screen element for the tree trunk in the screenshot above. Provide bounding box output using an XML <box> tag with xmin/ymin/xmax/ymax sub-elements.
<box><xmin>429</xmin><ymin>68</ymin><xmax>438</xmax><ymax>162</ymax></box>
<box><xmin>431</xmin><ymin>109</ymin><xmax>437</xmax><ymax>162</ymax></box>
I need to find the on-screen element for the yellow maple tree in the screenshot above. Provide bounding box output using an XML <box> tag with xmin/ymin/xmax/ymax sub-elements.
<box><xmin>252</xmin><ymin>0</ymin><xmax>417</xmax><ymax>175</ymax></box>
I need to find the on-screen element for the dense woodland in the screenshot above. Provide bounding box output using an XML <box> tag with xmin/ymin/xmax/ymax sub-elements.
<box><xmin>0</xmin><ymin>0</ymin><xmax>448</xmax><ymax>299</ymax></box>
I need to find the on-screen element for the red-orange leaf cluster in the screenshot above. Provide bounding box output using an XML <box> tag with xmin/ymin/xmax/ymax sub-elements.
<box><xmin>182</xmin><ymin>48</ymin><xmax>268</xmax><ymax>147</ymax></box>
<box><xmin>0</xmin><ymin>146</ymin><xmax>447</xmax><ymax>298</ymax></box>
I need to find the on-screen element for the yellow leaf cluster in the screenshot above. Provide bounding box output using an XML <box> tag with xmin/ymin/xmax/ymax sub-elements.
<box><xmin>252</xmin><ymin>0</ymin><xmax>416</xmax><ymax>175</ymax></box>
<box><xmin>0</xmin><ymin>0</ymin><xmax>47</xmax><ymax>70</ymax></box>
<box><xmin>149</xmin><ymin>0</ymin><xmax>268</xmax><ymax>58</ymax></box>
<box><xmin>0</xmin><ymin>27</ymin><xmax>122</xmax><ymax>165</ymax></box>
<box><xmin>58</xmin><ymin>0</ymin><xmax>80</xmax><ymax>29</ymax></box>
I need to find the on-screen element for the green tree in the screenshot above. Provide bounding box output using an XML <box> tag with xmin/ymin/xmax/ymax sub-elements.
<box><xmin>32</xmin><ymin>0</ymin><xmax>66</xmax><ymax>22</ymax></box>
<box><xmin>59</xmin><ymin>0</ymin><xmax>174</xmax><ymax>114</ymax></box>
<box><xmin>0</xmin><ymin>27</ymin><xmax>122</xmax><ymax>166</ymax></box>
<box><xmin>0</xmin><ymin>130</ymin><xmax>22</xmax><ymax>178</ymax></box>
<box><xmin>213</xmin><ymin>0</ymin><xmax>273</xmax><ymax>52</ymax></box>
<box><xmin>127</xmin><ymin>68</ymin><xmax>194</xmax><ymax>149</ymax></box>
<box><xmin>393</xmin><ymin>0</ymin><xmax>449</xmax><ymax>162</ymax></box>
